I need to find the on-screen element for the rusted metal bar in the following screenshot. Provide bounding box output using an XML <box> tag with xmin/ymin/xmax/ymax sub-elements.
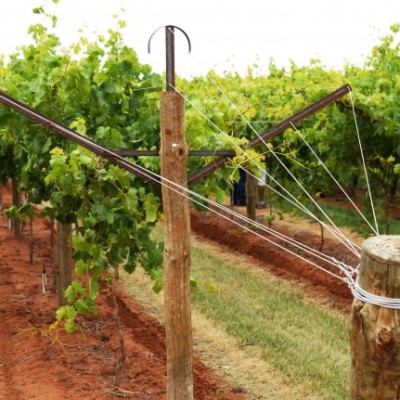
<box><xmin>249</xmin><ymin>84</ymin><xmax>352</xmax><ymax>148</ymax></box>
<box><xmin>148</xmin><ymin>25</ymin><xmax>191</xmax><ymax>92</ymax></box>
<box><xmin>115</xmin><ymin>149</ymin><xmax>236</xmax><ymax>157</ymax></box>
<box><xmin>166</xmin><ymin>26</ymin><xmax>175</xmax><ymax>92</ymax></box>
<box><xmin>0</xmin><ymin>83</ymin><xmax>352</xmax><ymax>188</ymax></box>
<box><xmin>0</xmin><ymin>90</ymin><xmax>160</xmax><ymax>186</ymax></box>
<box><xmin>188</xmin><ymin>83</ymin><xmax>352</xmax><ymax>185</ymax></box>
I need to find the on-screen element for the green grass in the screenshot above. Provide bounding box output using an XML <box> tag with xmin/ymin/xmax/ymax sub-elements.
<box><xmin>275</xmin><ymin>197</ymin><xmax>400</xmax><ymax>237</ymax></box>
<box><xmin>320</xmin><ymin>201</ymin><xmax>400</xmax><ymax>235</ymax></box>
<box><xmin>188</xmin><ymin>236</ymin><xmax>350</xmax><ymax>400</ymax></box>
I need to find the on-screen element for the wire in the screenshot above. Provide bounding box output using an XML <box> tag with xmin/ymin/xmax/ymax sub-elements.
<box><xmin>107</xmin><ymin>151</ymin><xmax>357</xmax><ymax>282</ymax></box>
<box><xmin>349</xmin><ymin>91</ymin><xmax>379</xmax><ymax>235</ymax></box>
<box><xmin>203</xmin><ymin>75</ymin><xmax>362</xmax><ymax>255</ymax></box>
<box><xmin>290</xmin><ymin>122</ymin><xmax>379</xmax><ymax>236</ymax></box>
<box><xmin>349</xmin><ymin>279</ymin><xmax>400</xmax><ymax>309</ymax></box>
<box><xmin>171</xmin><ymin>85</ymin><xmax>361</xmax><ymax>256</ymax></box>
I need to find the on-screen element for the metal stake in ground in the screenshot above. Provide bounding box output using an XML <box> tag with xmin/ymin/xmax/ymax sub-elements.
<box><xmin>148</xmin><ymin>26</ymin><xmax>193</xmax><ymax>400</ymax></box>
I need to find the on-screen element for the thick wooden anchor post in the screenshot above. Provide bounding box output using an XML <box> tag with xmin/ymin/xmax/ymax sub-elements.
<box><xmin>149</xmin><ymin>25</ymin><xmax>193</xmax><ymax>400</ymax></box>
<box><xmin>350</xmin><ymin>235</ymin><xmax>400</xmax><ymax>399</ymax></box>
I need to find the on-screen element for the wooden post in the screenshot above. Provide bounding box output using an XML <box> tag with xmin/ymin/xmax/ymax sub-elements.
<box><xmin>11</xmin><ymin>178</ymin><xmax>22</xmax><ymax>239</ymax></box>
<box><xmin>160</xmin><ymin>91</ymin><xmax>193</xmax><ymax>399</ymax></box>
<box><xmin>56</xmin><ymin>221</ymin><xmax>72</xmax><ymax>306</ymax></box>
<box><xmin>246</xmin><ymin>172</ymin><xmax>257</xmax><ymax>222</ymax></box>
<box><xmin>350</xmin><ymin>235</ymin><xmax>400</xmax><ymax>399</ymax></box>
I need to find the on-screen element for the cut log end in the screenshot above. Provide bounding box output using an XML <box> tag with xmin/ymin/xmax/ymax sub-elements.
<box><xmin>350</xmin><ymin>234</ymin><xmax>400</xmax><ymax>399</ymax></box>
<box><xmin>363</xmin><ymin>235</ymin><xmax>400</xmax><ymax>264</ymax></box>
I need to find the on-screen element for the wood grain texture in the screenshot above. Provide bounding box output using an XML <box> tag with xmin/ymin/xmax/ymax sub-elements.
<box><xmin>56</xmin><ymin>221</ymin><xmax>72</xmax><ymax>306</ymax></box>
<box><xmin>350</xmin><ymin>235</ymin><xmax>400</xmax><ymax>399</ymax></box>
<box><xmin>160</xmin><ymin>91</ymin><xmax>193</xmax><ymax>400</ymax></box>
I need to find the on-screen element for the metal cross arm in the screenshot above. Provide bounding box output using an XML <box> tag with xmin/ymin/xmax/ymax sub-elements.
<box><xmin>114</xmin><ymin>149</ymin><xmax>235</xmax><ymax>157</ymax></box>
<box><xmin>188</xmin><ymin>84</ymin><xmax>352</xmax><ymax>185</ymax></box>
<box><xmin>0</xmin><ymin>90</ymin><xmax>160</xmax><ymax>186</ymax></box>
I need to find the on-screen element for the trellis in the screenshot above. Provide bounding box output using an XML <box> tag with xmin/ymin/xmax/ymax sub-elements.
<box><xmin>2</xmin><ymin>24</ymin><xmax>395</xmax><ymax>400</ymax></box>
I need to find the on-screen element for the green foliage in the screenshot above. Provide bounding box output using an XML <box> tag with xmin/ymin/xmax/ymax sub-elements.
<box><xmin>1</xmin><ymin>2</ymin><xmax>400</xmax><ymax>332</ymax></box>
<box><xmin>0</xmin><ymin>5</ymin><xmax>165</xmax><ymax>331</ymax></box>
<box><xmin>44</xmin><ymin>145</ymin><xmax>163</xmax><ymax>326</ymax></box>
<box><xmin>4</xmin><ymin>201</ymin><xmax>35</xmax><ymax>220</ymax></box>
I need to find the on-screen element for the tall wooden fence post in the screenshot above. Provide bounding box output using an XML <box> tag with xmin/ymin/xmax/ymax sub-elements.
<box><xmin>160</xmin><ymin>91</ymin><xmax>193</xmax><ymax>399</ymax></box>
<box><xmin>350</xmin><ymin>235</ymin><xmax>400</xmax><ymax>399</ymax></box>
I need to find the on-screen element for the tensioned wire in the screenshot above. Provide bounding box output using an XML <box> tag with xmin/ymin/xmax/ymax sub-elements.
<box><xmin>149</xmin><ymin>27</ymin><xmax>398</xmax><ymax>308</ymax></box>
<box><xmin>348</xmin><ymin>91</ymin><xmax>379</xmax><ymax>235</ymax></box>
<box><xmin>211</xmin><ymin>78</ymin><xmax>378</xmax><ymax>242</ymax></box>
<box><xmin>136</xmin><ymin>103</ymin><xmax>399</xmax><ymax>310</ymax></box>
<box><xmin>241</xmin><ymin>167</ymin><xmax>362</xmax><ymax>255</ymax></box>
<box><xmin>170</xmin><ymin>83</ymin><xmax>361</xmax><ymax>257</ymax></box>
<box><xmin>289</xmin><ymin>121</ymin><xmax>379</xmax><ymax>236</ymax></box>
<box><xmin>116</xmin><ymin>153</ymin><xmax>357</xmax><ymax>283</ymax></box>
<box><xmin>173</xmin><ymin>72</ymin><xmax>363</xmax><ymax>251</ymax></box>
<box><xmin>349</xmin><ymin>280</ymin><xmax>400</xmax><ymax>309</ymax></box>
<box><xmin>196</xmin><ymin>74</ymin><xmax>368</xmax><ymax>253</ymax></box>
<box><xmin>211</xmin><ymin>84</ymin><xmax>374</xmax><ymax>241</ymax></box>
<box><xmin>169</xmin><ymin>26</ymin><xmax>376</xmax><ymax>244</ymax></box>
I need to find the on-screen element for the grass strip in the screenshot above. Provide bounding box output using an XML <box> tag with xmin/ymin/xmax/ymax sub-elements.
<box><xmin>276</xmin><ymin>197</ymin><xmax>400</xmax><ymax>236</ymax></box>
<box><xmin>145</xmin><ymin>225</ymin><xmax>350</xmax><ymax>399</ymax></box>
<box><xmin>189</xmin><ymin>235</ymin><xmax>350</xmax><ymax>400</ymax></box>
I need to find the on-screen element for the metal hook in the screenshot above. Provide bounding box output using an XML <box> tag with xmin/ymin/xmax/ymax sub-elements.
<box><xmin>148</xmin><ymin>25</ymin><xmax>191</xmax><ymax>91</ymax></box>
<box><xmin>147</xmin><ymin>25</ymin><xmax>191</xmax><ymax>54</ymax></box>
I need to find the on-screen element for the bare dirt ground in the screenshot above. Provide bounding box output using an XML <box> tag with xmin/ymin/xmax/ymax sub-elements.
<box><xmin>0</xmin><ymin>189</ymin><xmax>246</xmax><ymax>400</ymax></box>
<box><xmin>0</xmin><ymin>187</ymin><xmax>394</xmax><ymax>399</ymax></box>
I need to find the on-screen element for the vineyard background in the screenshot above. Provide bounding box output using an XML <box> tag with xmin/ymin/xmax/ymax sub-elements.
<box><xmin>1</xmin><ymin>4</ymin><xmax>400</xmax><ymax>400</ymax></box>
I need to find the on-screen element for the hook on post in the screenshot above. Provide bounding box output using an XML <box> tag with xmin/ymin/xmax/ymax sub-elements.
<box><xmin>148</xmin><ymin>25</ymin><xmax>191</xmax><ymax>92</ymax></box>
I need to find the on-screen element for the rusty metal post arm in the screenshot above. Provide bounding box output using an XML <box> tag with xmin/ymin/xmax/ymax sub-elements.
<box><xmin>188</xmin><ymin>83</ymin><xmax>352</xmax><ymax>185</ymax></box>
<box><xmin>0</xmin><ymin>90</ymin><xmax>160</xmax><ymax>185</ymax></box>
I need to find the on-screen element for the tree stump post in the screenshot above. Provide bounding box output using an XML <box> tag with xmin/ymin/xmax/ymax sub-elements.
<box><xmin>160</xmin><ymin>91</ymin><xmax>193</xmax><ymax>400</ymax></box>
<box><xmin>350</xmin><ymin>235</ymin><xmax>400</xmax><ymax>399</ymax></box>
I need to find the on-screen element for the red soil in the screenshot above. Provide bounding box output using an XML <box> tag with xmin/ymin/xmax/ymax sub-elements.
<box><xmin>0</xmin><ymin>188</ymin><xmax>369</xmax><ymax>399</ymax></box>
<box><xmin>0</xmin><ymin>191</ymin><xmax>246</xmax><ymax>400</ymax></box>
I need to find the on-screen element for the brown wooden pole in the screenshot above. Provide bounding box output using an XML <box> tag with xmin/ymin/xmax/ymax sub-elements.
<box><xmin>56</xmin><ymin>221</ymin><xmax>72</xmax><ymax>306</ymax></box>
<box><xmin>160</xmin><ymin>91</ymin><xmax>193</xmax><ymax>400</ymax></box>
<box><xmin>11</xmin><ymin>178</ymin><xmax>22</xmax><ymax>240</ymax></box>
<box><xmin>350</xmin><ymin>235</ymin><xmax>400</xmax><ymax>399</ymax></box>
<box><xmin>246</xmin><ymin>173</ymin><xmax>257</xmax><ymax>222</ymax></box>
<box><xmin>0</xmin><ymin>183</ymin><xmax>3</xmax><ymax>210</ymax></box>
